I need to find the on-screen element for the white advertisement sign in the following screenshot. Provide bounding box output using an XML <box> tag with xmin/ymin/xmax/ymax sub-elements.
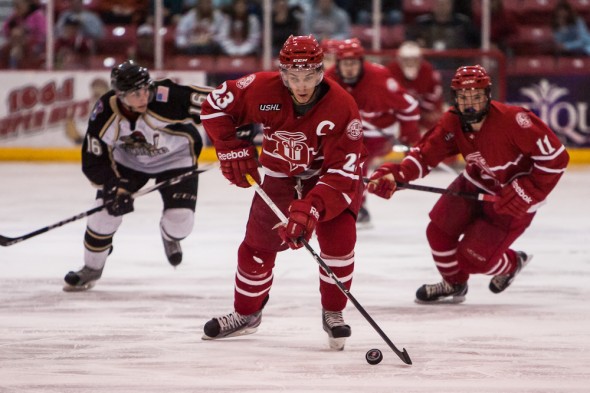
<box><xmin>0</xmin><ymin>70</ymin><xmax>207</xmax><ymax>148</ymax></box>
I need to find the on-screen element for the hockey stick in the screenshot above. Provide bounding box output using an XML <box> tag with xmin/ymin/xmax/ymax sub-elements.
<box><xmin>245</xmin><ymin>174</ymin><xmax>412</xmax><ymax>365</ymax></box>
<box><xmin>0</xmin><ymin>165</ymin><xmax>214</xmax><ymax>247</ymax></box>
<box><xmin>396</xmin><ymin>182</ymin><xmax>497</xmax><ymax>202</ymax></box>
<box><xmin>363</xmin><ymin>178</ymin><xmax>497</xmax><ymax>202</ymax></box>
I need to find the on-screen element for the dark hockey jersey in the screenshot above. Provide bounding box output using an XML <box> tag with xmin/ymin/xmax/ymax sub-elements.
<box><xmin>82</xmin><ymin>79</ymin><xmax>211</xmax><ymax>186</ymax></box>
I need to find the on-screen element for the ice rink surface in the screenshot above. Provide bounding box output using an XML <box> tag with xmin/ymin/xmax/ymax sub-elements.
<box><xmin>0</xmin><ymin>162</ymin><xmax>589</xmax><ymax>393</ymax></box>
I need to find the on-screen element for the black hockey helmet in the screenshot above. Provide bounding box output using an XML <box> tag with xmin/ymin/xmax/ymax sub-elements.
<box><xmin>110</xmin><ymin>60</ymin><xmax>154</xmax><ymax>96</ymax></box>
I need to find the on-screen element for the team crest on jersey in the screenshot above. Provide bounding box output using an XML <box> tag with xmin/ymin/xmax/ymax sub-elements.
<box><xmin>90</xmin><ymin>100</ymin><xmax>104</xmax><ymax>121</ymax></box>
<box><xmin>464</xmin><ymin>151</ymin><xmax>496</xmax><ymax>180</ymax></box>
<box><xmin>516</xmin><ymin>112</ymin><xmax>532</xmax><ymax>128</ymax></box>
<box><xmin>386</xmin><ymin>77</ymin><xmax>400</xmax><ymax>92</ymax></box>
<box><xmin>346</xmin><ymin>119</ymin><xmax>363</xmax><ymax>141</ymax></box>
<box><xmin>118</xmin><ymin>131</ymin><xmax>169</xmax><ymax>157</ymax></box>
<box><xmin>268</xmin><ymin>130</ymin><xmax>310</xmax><ymax>171</ymax></box>
<box><xmin>237</xmin><ymin>74</ymin><xmax>256</xmax><ymax>89</ymax></box>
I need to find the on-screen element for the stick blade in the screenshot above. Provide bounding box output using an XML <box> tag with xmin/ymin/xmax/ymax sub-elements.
<box><xmin>400</xmin><ymin>348</ymin><xmax>412</xmax><ymax>365</ymax></box>
<box><xmin>0</xmin><ymin>235</ymin><xmax>18</xmax><ymax>247</ymax></box>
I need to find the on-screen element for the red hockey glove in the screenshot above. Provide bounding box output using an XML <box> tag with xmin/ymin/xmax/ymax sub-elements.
<box><xmin>494</xmin><ymin>178</ymin><xmax>538</xmax><ymax>218</ymax></box>
<box><xmin>216</xmin><ymin>145</ymin><xmax>260</xmax><ymax>188</ymax></box>
<box><xmin>103</xmin><ymin>178</ymin><xmax>134</xmax><ymax>216</ymax></box>
<box><xmin>367</xmin><ymin>163</ymin><xmax>404</xmax><ymax>199</ymax></box>
<box><xmin>277</xmin><ymin>200</ymin><xmax>320</xmax><ymax>250</ymax></box>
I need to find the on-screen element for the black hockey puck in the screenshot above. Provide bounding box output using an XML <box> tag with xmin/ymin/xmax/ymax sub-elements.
<box><xmin>365</xmin><ymin>348</ymin><xmax>383</xmax><ymax>365</ymax></box>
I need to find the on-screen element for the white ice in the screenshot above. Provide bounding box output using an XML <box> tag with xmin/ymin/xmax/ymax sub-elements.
<box><xmin>0</xmin><ymin>162</ymin><xmax>589</xmax><ymax>393</ymax></box>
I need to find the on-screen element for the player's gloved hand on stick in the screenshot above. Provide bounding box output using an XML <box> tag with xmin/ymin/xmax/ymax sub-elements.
<box><xmin>278</xmin><ymin>199</ymin><xmax>320</xmax><ymax>250</ymax></box>
<box><xmin>494</xmin><ymin>178</ymin><xmax>538</xmax><ymax>218</ymax></box>
<box><xmin>103</xmin><ymin>177</ymin><xmax>134</xmax><ymax>216</ymax></box>
<box><xmin>216</xmin><ymin>145</ymin><xmax>260</xmax><ymax>188</ymax></box>
<box><xmin>367</xmin><ymin>163</ymin><xmax>404</xmax><ymax>199</ymax></box>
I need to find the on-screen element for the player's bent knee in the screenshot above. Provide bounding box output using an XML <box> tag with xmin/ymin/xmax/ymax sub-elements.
<box><xmin>238</xmin><ymin>242</ymin><xmax>277</xmax><ymax>276</ymax></box>
<box><xmin>160</xmin><ymin>208</ymin><xmax>194</xmax><ymax>240</ymax></box>
<box><xmin>87</xmin><ymin>201</ymin><xmax>123</xmax><ymax>234</ymax></box>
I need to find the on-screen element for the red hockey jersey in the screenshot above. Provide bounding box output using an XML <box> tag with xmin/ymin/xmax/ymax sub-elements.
<box><xmin>326</xmin><ymin>61</ymin><xmax>420</xmax><ymax>145</ymax></box>
<box><xmin>400</xmin><ymin>101</ymin><xmax>569</xmax><ymax>211</ymax></box>
<box><xmin>200</xmin><ymin>72</ymin><xmax>365</xmax><ymax>220</ymax></box>
<box><xmin>387</xmin><ymin>59</ymin><xmax>444</xmax><ymax>130</ymax></box>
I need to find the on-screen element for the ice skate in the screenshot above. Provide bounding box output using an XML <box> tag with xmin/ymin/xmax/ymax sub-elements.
<box><xmin>489</xmin><ymin>251</ymin><xmax>533</xmax><ymax>294</ymax></box>
<box><xmin>162</xmin><ymin>235</ymin><xmax>182</xmax><ymax>267</ymax></box>
<box><xmin>63</xmin><ymin>266</ymin><xmax>104</xmax><ymax>292</ymax></box>
<box><xmin>415</xmin><ymin>280</ymin><xmax>468</xmax><ymax>304</ymax></box>
<box><xmin>322</xmin><ymin>309</ymin><xmax>351</xmax><ymax>350</ymax></box>
<box><xmin>356</xmin><ymin>205</ymin><xmax>373</xmax><ymax>230</ymax></box>
<box><xmin>202</xmin><ymin>310</ymin><xmax>262</xmax><ymax>340</ymax></box>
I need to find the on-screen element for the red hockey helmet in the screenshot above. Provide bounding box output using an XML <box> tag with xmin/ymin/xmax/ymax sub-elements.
<box><xmin>451</xmin><ymin>65</ymin><xmax>492</xmax><ymax>125</ymax></box>
<box><xmin>279</xmin><ymin>35</ymin><xmax>324</xmax><ymax>70</ymax></box>
<box><xmin>320</xmin><ymin>38</ymin><xmax>342</xmax><ymax>54</ymax></box>
<box><xmin>451</xmin><ymin>65</ymin><xmax>491</xmax><ymax>91</ymax></box>
<box><xmin>336</xmin><ymin>38</ymin><xmax>365</xmax><ymax>60</ymax></box>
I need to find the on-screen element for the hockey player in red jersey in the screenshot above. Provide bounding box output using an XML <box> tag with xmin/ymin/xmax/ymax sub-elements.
<box><xmin>320</xmin><ymin>38</ymin><xmax>341</xmax><ymax>69</ymax></box>
<box><xmin>200</xmin><ymin>35</ymin><xmax>365</xmax><ymax>350</ymax></box>
<box><xmin>387</xmin><ymin>40</ymin><xmax>444</xmax><ymax>132</ymax></box>
<box><xmin>368</xmin><ymin>65</ymin><xmax>569</xmax><ymax>303</ymax></box>
<box><xmin>325</xmin><ymin>38</ymin><xmax>420</xmax><ymax>227</ymax></box>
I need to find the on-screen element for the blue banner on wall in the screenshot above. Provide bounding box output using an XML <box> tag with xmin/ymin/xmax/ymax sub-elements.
<box><xmin>507</xmin><ymin>76</ymin><xmax>590</xmax><ymax>147</ymax></box>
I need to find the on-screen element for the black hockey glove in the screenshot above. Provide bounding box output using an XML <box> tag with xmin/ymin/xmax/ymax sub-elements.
<box><xmin>103</xmin><ymin>178</ymin><xmax>134</xmax><ymax>217</ymax></box>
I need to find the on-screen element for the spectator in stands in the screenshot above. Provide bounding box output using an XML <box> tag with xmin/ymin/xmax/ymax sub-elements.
<box><xmin>387</xmin><ymin>41</ymin><xmax>444</xmax><ymax>132</ymax></box>
<box><xmin>175</xmin><ymin>0</ymin><xmax>225</xmax><ymax>55</ymax></box>
<box><xmin>148</xmin><ymin>0</ymin><xmax>185</xmax><ymax>26</ymax></box>
<box><xmin>473</xmin><ymin>0</ymin><xmax>517</xmax><ymax>55</ymax></box>
<box><xmin>300</xmin><ymin>0</ymin><xmax>351</xmax><ymax>41</ymax></box>
<box><xmin>0</xmin><ymin>23</ymin><xmax>42</xmax><ymax>69</ymax></box>
<box><xmin>218</xmin><ymin>0</ymin><xmax>261</xmax><ymax>56</ymax></box>
<box><xmin>55</xmin><ymin>0</ymin><xmax>105</xmax><ymax>42</ymax></box>
<box><xmin>272</xmin><ymin>0</ymin><xmax>303</xmax><ymax>56</ymax></box>
<box><xmin>405</xmin><ymin>0</ymin><xmax>479</xmax><ymax>51</ymax></box>
<box><xmin>54</xmin><ymin>14</ymin><xmax>95</xmax><ymax>70</ymax></box>
<box><xmin>127</xmin><ymin>23</ymin><xmax>155</xmax><ymax>68</ymax></box>
<box><xmin>2</xmin><ymin>0</ymin><xmax>46</xmax><ymax>55</ymax></box>
<box><xmin>95</xmin><ymin>0</ymin><xmax>147</xmax><ymax>25</ymax></box>
<box><xmin>354</xmin><ymin>0</ymin><xmax>403</xmax><ymax>26</ymax></box>
<box><xmin>551</xmin><ymin>0</ymin><xmax>590</xmax><ymax>56</ymax></box>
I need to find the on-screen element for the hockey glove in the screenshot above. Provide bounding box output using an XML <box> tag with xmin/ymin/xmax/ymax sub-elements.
<box><xmin>494</xmin><ymin>178</ymin><xmax>538</xmax><ymax>219</ymax></box>
<box><xmin>367</xmin><ymin>163</ymin><xmax>405</xmax><ymax>199</ymax></box>
<box><xmin>278</xmin><ymin>200</ymin><xmax>320</xmax><ymax>250</ymax></box>
<box><xmin>103</xmin><ymin>178</ymin><xmax>134</xmax><ymax>217</ymax></box>
<box><xmin>216</xmin><ymin>145</ymin><xmax>260</xmax><ymax>188</ymax></box>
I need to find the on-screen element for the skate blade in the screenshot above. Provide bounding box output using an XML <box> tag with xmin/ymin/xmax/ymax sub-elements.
<box><xmin>201</xmin><ymin>326</ymin><xmax>259</xmax><ymax>341</ymax></box>
<box><xmin>62</xmin><ymin>280</ymin><xmax>97</xmax><ymax>292</ymax></box>
<box><xmin>414</xmin><ymin>295</ymin><xmax>466</xmax><ymax>305</ymax></box>
<box><xmin>328</xmin><ymin>337</ymin><xmax>347</xmax><ymax>351</ymax></box>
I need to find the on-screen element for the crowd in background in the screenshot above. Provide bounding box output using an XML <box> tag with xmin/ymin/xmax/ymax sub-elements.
<box><xmin>1</xmin><ymin>0</ymin><xmax>590</xmax><ymax>70</ymax></box>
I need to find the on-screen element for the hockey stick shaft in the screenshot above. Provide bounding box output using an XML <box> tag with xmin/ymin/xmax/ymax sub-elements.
<box><xmin>0</xmin><ymin>166</ymin><xmax>212</xmax><ymax>247</ymax></box>
<box><xmin>245</xmin><ymin>174</ymin><xmax>412</xmax><ymax>365</ymax></box>
<box><xmin>363</xmin><ymin>177</ymin><xmax>497</xmax><ymax>202</ymax></box>
<box><xmin>396</xmin><ymin>181</ymin><xmax>497</xmax><ymax>202</ymax></box>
